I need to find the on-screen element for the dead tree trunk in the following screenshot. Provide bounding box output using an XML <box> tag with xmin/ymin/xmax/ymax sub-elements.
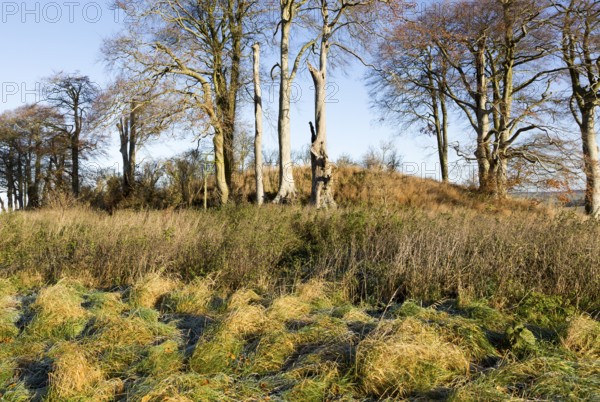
<box><xmin>308</xmin><ymin>58</ymin><xmax>336</xmax><ymax>208</ymax></box>
<box><xmin>252</xmin><ymin>43</ymin><xmax>265</xmax><ymax>205</ymax></box>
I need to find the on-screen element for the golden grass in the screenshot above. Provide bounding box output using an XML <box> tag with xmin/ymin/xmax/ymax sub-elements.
<box><xmin>1</xmin><ymin>275</ymin><xmax>598</xmax><ymax>401</ymax></box>
<box><xmin>25</xmin><ymin>282</ymin><xmax>88</xmax><ymax>339</ymax></box>
<box><xmin>356</xmin><ymin>317</ymin><xmax>470</xmax><ymax>397</ymax></box>
<box><xmin>236</xmin><ymin>165</ymin><xmax>542</xmax><ymax>215</ymax></box>
<box><xmin>563</xmin><ymin>314</ymin><xmax>600</xmax><ymax>359</ymax></box>
<box><xmin>47</xmin><ymin>341</ymin><xmax>105</xmax><ymax>399</ymax></box>
<box><xmin>129</xmin><ymin>273</ymin><xmax>178</xmax><ymax>309</ymax></box>
<box><xmin>268</xmin><ymin>295</ymin><xmax>312</xmax><ymax>322</ymax></box>
<box><xmin>160</xmin><ymin>278</ymin><xmax>214</xmax><ymax>315</ymax></box>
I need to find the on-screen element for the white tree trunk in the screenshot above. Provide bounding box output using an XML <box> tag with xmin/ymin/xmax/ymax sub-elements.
<box><xmin>252</xmin><ymin>43</ymin><xmax>264</xmax><ymax>205</ymax></box>
<box><xmin>474</xmin><ymin>46</ymin><xmax>492</xmax><ymax>193</ymax></box>
<box><xmin>308</xmin><ymin>15</ymin><xmax>335</xmax><ymax>209</ymax></box>
<box><xmin>581</xmin><ymin>108</ymin><xmax>600</xmax><ymax>217</ymax></box>
<box><xmin>273</xmin><ymin>6</ymin><xmax>296</xmax><ymax>203</ymax></box>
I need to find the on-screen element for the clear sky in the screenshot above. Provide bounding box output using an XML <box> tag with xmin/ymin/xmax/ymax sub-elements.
<box><xmin>0</xmin><ymin>1</ymin><xmax>454</xmax><ymax>182</ymax></box>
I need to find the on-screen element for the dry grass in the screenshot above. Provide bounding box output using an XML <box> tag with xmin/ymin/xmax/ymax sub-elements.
<box><xmin>563</xmin><ymin>314</ymin><xmax>600</xmax><ymax>359</ymax></box>
<box><xmin>25</xmin><ymin>282</ymin><xmax>88</xmax><ymax>340</ymax></box>
<box><xmin>356</xmin><ymin>317</ymin><xmax>470</xmax><ymax>397</ymax></box>
<box><xmin>268</xmin><ymin>295</ymin><xmax>312</xmax><ymax>322</ymax></box>
<box><xmin>160</xmin><ymin>278</ymin><xmax>214</xmax><ymax>315</ymax></box>
<box><xmin>0</xmin><ymin>170</ymin><xmax>598</xmax><ymax>400</ymax></box>
<box><xmin>128</xmin><ymin>273</ymin><xmax>177</xmax><ymax>309</ymax></box>
<box><xmin>236</xmin><ymin>165</ymin><xmax>542</xmax><ymax>215</ymax></box>
<box><xmin>0</xmin><ymin>277</ymin><xmax>598</xmax><ymax>401</ymax></box>
<box><xmin>1</xmin><ymin>199</ymin><xmax>598</xmax><ymax>312</ymax></box>
<box><xmin>46</xmin><ymin>341</ymin><xmax>105</xmax><ymax>400</ymax></box>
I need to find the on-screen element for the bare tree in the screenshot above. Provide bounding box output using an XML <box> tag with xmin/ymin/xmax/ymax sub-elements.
<box><xmin>272</xmin><ymin>0</ymin><xmax>313</xmax><ymax>203</ymax></box>
<box><xmin>0</xmin><ymin>105</ymin><xmax>64</xmax><ymax>208</ymax></box>
<box><xmin>252</xmin><ymin>43</ymin><xmax>265</xmax><ymax>205</ymax></box>
<box><xmin>554</xmin><ymin>0</ymin><xmax>600</xmax><ymax>216</ymax></box>
<box><xmin>105</xmin><ymin>0</ymin><xmax>257</xmax><ymax>205</ymax></box>
<box><xmin>44</xmin><ymin>72</ymin><xmax>99</xmax><ymax>198</ymax></box>
<box><xmin>371</xmin><ymin>15</ymin><xmax>451</xmax><ymax>182</ymax></box>
<box><xmin>96</xmin><ymin>77</ymin><xmax>182</xmax><ymax>196</ymax></box>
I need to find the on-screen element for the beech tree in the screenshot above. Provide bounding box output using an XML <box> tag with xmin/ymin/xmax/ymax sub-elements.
<box><xmin>555</xmin><ymin>0</ymin><xmax>600</xmax><ymax>216</ymax></box>
<box><xmin>0</xmin><ymin>105</ymin><xmax>64</xmax><ymax>209</ymax></box>
<box><xmin>272</xmin><ymin>0</ymin><xmax>313</xmax><ymax>203</ymax></box>
<box><xmin>96</xmin><ymin>77</ymin><xmax>181</xmax><ymax>196</ymax></box>
<box><xmin>44</xmin><ymin>72</ymin><xmax>99</xmax><ymax>198</ymax></box>
<box><xmin>484</xmin><ymin>0</ymin><xmax>561</xmax><ymax>197</ymax></box>
<box><xmin>106</xmin><ymin>0</ymin><xmax>257</xmax><ymax>205</ymax></box>
<box><xmin>371</xmin><ymin>14</ymin><xmax>451</xmax><ymax>182</ymax></box>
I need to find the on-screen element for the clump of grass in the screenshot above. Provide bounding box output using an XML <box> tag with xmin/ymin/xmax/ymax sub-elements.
<box><xmin>433</xmin><ymin>315</ymin><xmax>499</xmax><ymax>361</ymax></box>
<box><xmin>84</xmin><ymin>290</ymin><xmax>126</xmax><ymax>316</ymax></box>
<box><xmin>228</xmin><ymin>289</ymin><xmax>262</xmax><ymax>310</ymax></box>
<box><xmin>46</xmin><ymin>341</ymin><xmax>105</xmax><ymax>400</ymax></box>
<box><xmin>128</xmin><ymin>273</ymin><xmax>177</xmax><ymax>309</ymax></box>
<box><xmin>296</xmin><ymin>315</ymin><xmax>353</xmax><ymax>345</ymax></box>
<box><xmin>338</xmin><ymin>306</ymin><xmax>374</xmax><ymax>323</ymax></box>
<box><xmin>459</xmin><ymin>300</ymin><xmax>512</xmax><ymax>332</ymax></box>
<box><xmin>250</xmin><ymin>330</ymin><xmax>297</xmax><ymax>374</ymax></box>
<box><xmin>83</xmin><ymin>314</ymin><xmax>178</xmax><ymax>375</ymax></box>
<box><xmin>0</xmin><ymin>381</ymin><xmax>33</xmax><ymax>401</ymax></box>
<box><xmin>136</xmin><ymin>340</ymin><xmax>183</xmax><ymax>378</ymax></box>
<box><xmin>0</xmin><ymin>358</ymin><xmax>18</xmax><ymax>389</ymax></box>
<box><xmin>297</xmin><ymin>280</ymin><xmax>332</xmax><ymax>308</ymax></box>
<box><xmin>283</xmin><ymin>361</ymin><xmax>355</xmax><ymax>402</ymax></box>
<box><xmin>563</xmin><ymin>314</ymin><xmax>600</xmax><ymax>358</ymax></box>
<box><xmin>160</xmin><ymin>278</ymin><xmax>214</xmax><ymax>315</ymax></box>
<box><xmin>190</xmin><ymin>290</ymin><xmax>266</xmax><ymax>374</ymax></box>
<box><xmin>391</xmin><ymin>301</ymin><xmax>499</xmax><ymax>361</ymax></box>
<box><xmin>0</xmin><ymin>280</ymin><xmax>19</xmax><ymax>341</ymax></box>
<box><xmin>451</xmin><ymin>356</ymin><xmax>599</xmax><ymax>401</ymax></box>
<box><xmin>127</xmin><ymin>373</ymin><xmax>233</xmax><ymax>401</ymax></box>
<box><xmin>390</xmin><ymin>300</ymin><xmax>430</xmax><ymax>318</ymax></box>
<box><xmin>25</xmin><ymin>282</ymin><xmax>88</xmax><ymax>340</ymax></box>
<box><xmin>268</xmin><ymin>295</ymin><xmax>312</xmax><ymax>322</ymax></box>
<box><xmin>356</xmin><ymin>317</ymin><xmax>470</xmax><ymax>397</ymax></box>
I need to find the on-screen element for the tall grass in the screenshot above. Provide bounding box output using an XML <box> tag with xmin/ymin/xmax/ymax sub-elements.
<box><xmin>0</xmin><ymin>205</ymin><xmax>597</xmax><ymax>312</ymax></box>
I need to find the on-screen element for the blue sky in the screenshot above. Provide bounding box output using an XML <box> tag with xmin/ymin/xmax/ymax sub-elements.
<box><xmin>0</xmin><ymin>1</ymin><xmax>451</xmax><ymax>181</ymax></box>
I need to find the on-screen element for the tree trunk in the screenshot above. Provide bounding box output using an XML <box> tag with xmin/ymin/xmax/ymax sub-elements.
<box><xmin>118</xmin><ymin>117</ymin><xmax>130</xmax><ymax>194</ymax></box>
<box><xmin>581</xmin><ymin>108</ymin><xmax>600</xmax><ymax>217</ymax></box>
<box><xmin>429</xmin><ymin>68</ymin><xmax>449</xmax><ymax>183</ymax></box>
<box><xmin>71</xmin><ymin>131</ymin><xmax>80</xmax><ymax>197</ymax></box>
<box><xmin>16</xmin><ymin>156</ymin><xmax>24</xmax><ymax>209</ymax></box>
<box><xmin>273</xmin><ymin>10</ymin><xmax>296</xmax><ymax>203</ymax></box>
<box><xmin>474</xmin><ymin>46</ymin><xmax>492</xmax><ymax>193</ymax></box>
<box><xmin>28</xmin><ymin>141</ymin><xmax>42</xmax><ymax>208</ymax></box>
<box><xmin>213</xmin><ymin>128</ymin><xmax>229</xmax><ymax>204</ymax></box>
<box><xmin>440</xmin><ymin>90</ymin><xmax>449</xmax><ymax>183</ymax></box>
<box><xmin>252</xmin><ymin>43</ymin><xmax>265</xmax><ymax>205</ymax></box>
<box><xmin>128</xmin><ymin>102</ymin><xmax>137</xmax><ymax>195</ymax></box>
<box><xmin>6</xmin><ymin>154</ymin><xmax>14</xmax><ymax>211</ymax></box>
<box><xmin>308</xmin><ymin>35</ymin><xmax>336</xmax><ymax>208</ymax></box>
